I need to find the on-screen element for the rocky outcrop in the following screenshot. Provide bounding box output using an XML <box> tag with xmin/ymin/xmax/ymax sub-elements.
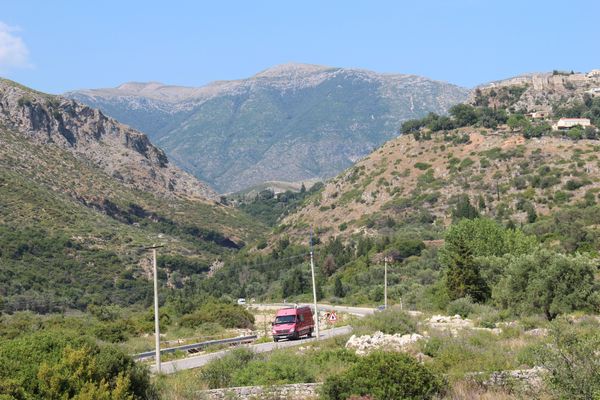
<box><xmin>473</xmin><ymin>70</ymin><xmax>600</xmax><ymax>113</ymax></box>
<box><xmin>197</xmin><ymin>383</ymin><xmax>321</xmax><ymax>400</ymax></box>
<box><xmin>0</xmin><ymin>78</ymin><xmax>217</xmax><ymax>201</ymax></box>
<box><xmin>427</xmin><ymin>315</ymin><xmax>501</xmax><ymax>336</ymax></box>
<box><xmin>345</xmin><ymin>331</ymin><xmax>424</xmax><ymax>355</ymax></box>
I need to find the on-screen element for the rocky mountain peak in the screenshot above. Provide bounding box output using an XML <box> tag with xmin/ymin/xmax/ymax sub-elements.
<box><xmin>0</xmin><ymin>78</ymin><xmax>217</xmax><ymax>201</ymax></box>
<box><xmin>65</xmin><ymin>64</ymin><xmax>470</xmax><ymax>192</ymax></box>
<box><xmin>254</xmin><ymin>62</ymin><xmax>335</xmax><ymax>78</ymax></box>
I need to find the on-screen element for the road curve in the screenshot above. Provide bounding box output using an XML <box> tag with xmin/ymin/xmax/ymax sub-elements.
<box><xmin>152</xmin><ymin>325</ymin><xmax>352</xmax><ymax>374</ymax></box>
<box><xmin>252</xmin><ymin>303</ymin><xmax>375</xmax><ymax>316</ymax></box>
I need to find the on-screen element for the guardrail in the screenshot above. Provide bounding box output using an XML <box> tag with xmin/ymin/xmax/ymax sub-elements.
<box><xmin>133</xmin><ymin>334</ymin><xmax>258</xmax><ymax>361</ymax></box>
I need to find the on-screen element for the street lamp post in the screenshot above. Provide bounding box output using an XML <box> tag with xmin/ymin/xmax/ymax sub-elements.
<box><xmin>310</xmin><ymin>230</ymin><xmax>320</xmax><ymax>340</ymax></box>
<box><xmin>145</xmin><ymin>244</ymin><xmax>164</xmax><ymax>373</ymax></box>
<box><xmin>384</xmin><ymin>257</ymin><xmax>388</xmax><ymax>309</ymax></box>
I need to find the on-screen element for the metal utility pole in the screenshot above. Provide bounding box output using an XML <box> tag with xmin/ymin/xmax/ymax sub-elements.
<box><xmin>146</xmin><ymin>244</ymin><xmax>164</xmax><ymax>374</ymax></box>
<box><xmin>384</xmin><ymin>257</ymin><xmax>388</xmax><ymax>309</ymax></box>
<box><xmin>310</xmin><ymin>230</ymin><xmax>320</xmax><ymax>340</ymax></box>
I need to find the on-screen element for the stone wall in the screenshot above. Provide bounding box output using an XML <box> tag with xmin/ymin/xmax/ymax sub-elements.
<box><xmin>196</xmin><ymin>383</ymin><xmax>322</xmax><ymax>400</ymax></box>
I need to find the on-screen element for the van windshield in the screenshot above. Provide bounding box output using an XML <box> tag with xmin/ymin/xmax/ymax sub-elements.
<box><xmin>274</xmin><ymin>315</ymin><xmax>296</xmax><ymax>324</ymax></box>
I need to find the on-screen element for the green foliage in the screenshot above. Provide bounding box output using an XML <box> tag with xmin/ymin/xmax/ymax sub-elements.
<box><xmin>0</xmin><ymin>140</ymin><xmax>264</xmax><ymax>313</ymax></box>
<box><xmin>282</xmin><ymin>267</ymin><xmax>310</xmax><ymax>298</ymax></box>
<box><xmin>231</xmin><ymin>352</ymin><xmax>315</xmax><ymax>386</ymax></box>
<box><xmin>442</xmin><ymin>234</ymin><xmax>489</xmax><ymax>302</ymax></box>
<box><xmin>494</xmin><ymin>249</ymin><xmax>598</xmax><ymax>319</ymax></box>
<box><xmin>236</xmin><ymin>183</ymin><xmax>324</xmax><ymax>226</ymax></box>
<box><xmin>534</xmin><ymin>319</ymin><xmax>600</xmax><ymax>399</ymax></box>
<box><xmin>178</xmin><ymin>302</ymin><xmax>254</xmax><ymax>329</ymax></box>
<box><xmin>199</xmin><ymin>348</ymin><xmax>255</xmax><ymax>389</ymax></box>
<box><xmin>401</xmin><ymin>101</ymin><xmax>511</xmax><ymax>136</ymax></box>
<box><xmin>450</xmin><ymin>195</ymin><xmax>479</xmax><ymax>221</ymax></box>
<box><xmin>0</xmin><ymin>330</ymin><xmax>155</xmax><ymax>399</ymax></box>
<box><xmin>414</xmin><ymin>162</ymin><xmax>431</xmax><ymax>170</ymax></box>
<box><xmin>441</xmin><ymin>218</ymin><xmax>537</xmax><ymax>261</ymax></box>
<box><xmin>200</xmin><ymin>346</ymin><xmax>360</xmax><ymax>390</ymax></box>
<box><xmin>333</xmin><ymin>276</ymin><xmax>345</xmax><ymax>297</ymax></box>
<box><xmin>320</xmin><ymin>351</ymin><xmax>444</xmax><ymax>400</ymax></box>
<box><xmin>353</xmin><ymin>309</ymin><xmax>416</xmax><ymax>335</ymax></box>
<box><xmin>523</xmin><ymin>122</ymin><xmax>552</xmax><ymax>139</ymax></box>
<box><xmin>507</xmin><ymin>113</ymin><xmax>530</xmax><ymax>131</ymax></box>
<box><xmin>449</xmin><ymin>104</ymin><xmax>478</xmax><ymax>126</ymax></box>
<box><xmin>440</xmin><ymin>219</ymin><xmax>537</xmax><ymax>303</ymax></box>
<box><xmin>158</xmin><ymin>255</ymin><xmax>209</xmax><ymax>276</ymax></box>
<box><xmin>446</xmin><ymin>296</ymin><xmax>476</xmax><ymax>318</ymax></box>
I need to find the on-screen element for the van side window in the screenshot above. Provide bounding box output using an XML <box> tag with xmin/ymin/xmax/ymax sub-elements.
<box><xmin>299</xmin><ymin>314</ymin><xmax>304</xmax><ymax>322</ymax></box>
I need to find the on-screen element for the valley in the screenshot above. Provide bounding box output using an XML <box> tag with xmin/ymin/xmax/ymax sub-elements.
<box><xmin>2</xmin><ymin>65</ymin><xmax>600</xmax><ymax>399</ymax></box>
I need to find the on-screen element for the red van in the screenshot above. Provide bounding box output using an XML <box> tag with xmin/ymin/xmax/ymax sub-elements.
<box><xmin>272</xmin><ymin>306</ymin><xmax>315</xmax><ymax>342</ymax></box>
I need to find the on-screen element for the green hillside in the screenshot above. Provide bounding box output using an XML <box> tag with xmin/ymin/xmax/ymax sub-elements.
<box><xmin>0</xmin><ymin>81</ymin><xmax>265</xmax><ymax>313</ymax></box>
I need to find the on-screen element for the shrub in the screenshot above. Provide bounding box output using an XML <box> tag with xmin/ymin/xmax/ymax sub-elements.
<box><xmin>0</xmin><ymin>331</ymin><xmax>155</xmax><ymax>399</ymax></box>
<box><xmin>179</xmin><ymin>303</ymin><xmax>254</xmax><ymax>329</ymax></box>
<box><xmin>353</xmin><ymin>309</ymin><xmax>416</xmax><ymax>335</ymax></box>
<box><xmin>414</xmin><ymin>162</ymin><xmax>431</xmax><ymax>171</ymax></box>
<box><xmin>534</xmin><ymin>319</ymin><xmax>600</xmax><ymax>399</ymax></box>
<box><xmin>564</xmin><ymin>179</ymin><xmax>586</xmax><ymax>191</ymax></box>
<box><xmin>446</xmin><ymin>296</ymin><xmax>475</xmax><ymax>318</ymax></box>
<box><xmin>494</xmin><ymin>249</ymin><xmax>598</xmax><ymax>319</ymax></box>
<box><xmin>232</xmin><ymin>352</ymin><xmax>315</xmax><ymax>386</ymax></box>
<box><xmin>321</xmin><ymin>351</ymin><xmax>444</xmax><ymax>400</ymax></box>
<box><xmin>200</xmin><ymin>348</ymin><xmax>255</xmax><ymax>388</ymax></box>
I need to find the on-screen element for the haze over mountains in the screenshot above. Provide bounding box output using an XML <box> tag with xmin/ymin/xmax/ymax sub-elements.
<box><xmin>66</xmin><ymin>63</ymin><xmax>469</xmax><ymax>192</ymax></box>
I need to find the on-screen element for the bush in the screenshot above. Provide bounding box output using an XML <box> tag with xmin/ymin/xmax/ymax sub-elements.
<box><xmin>534</xmin><ymin>319</ymin><xmax>600</xmax><ymax>399</ymax></box>
<box><xmin>232</xmin><ymin>352</ymin><xmax>315</xmax><ymax>386</ymax></box>
<box><xmin>446</xmin><ymin>296</ymin><xmax>475</xmax><ymax>318</ymax></box>
<box><xmin>494</xmin><ymin>249</ymin><xmax>598</xmax><ymax>319</ymax></box>
<box><xmin>200</xmin><ymin>348</ymin><xmax>255</xmax><ymax>388</ymax></box>
<box><xmin>0</xmin><ymin>331</ymin><xmax>155</xmax><ymax>399</ymax></box>
<box><xmin>179</xmin><ymin>302</ymin><xmax>254</xmax><ymax>329</ymax></box>
<box><xmin>353</xmin><ymin>309</ymin><xmax>416</xmax><ymax>335</ymax></box>
<box><xmin>321</xmin><ymin>351</ymin><xmax>444</xmax><ymax>400</ymax></box>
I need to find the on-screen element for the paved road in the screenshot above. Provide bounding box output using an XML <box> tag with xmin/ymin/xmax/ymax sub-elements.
<box><xmin>152</xmin><ymin>325</ymin><xmax>352</xmax><ymax>374</ymax></box>
<box><xmin>252</xmin><ymin>303</ymin><xmax>375</xmax><ymax>316</ymax></box>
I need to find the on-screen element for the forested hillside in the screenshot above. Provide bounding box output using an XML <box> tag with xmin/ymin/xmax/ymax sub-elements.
<box><xmin>0</xmin><ymin>79</ymin><xmax>265</xmax><ymax>313</ymax></box>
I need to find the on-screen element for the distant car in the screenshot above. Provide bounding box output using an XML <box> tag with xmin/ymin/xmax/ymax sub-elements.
<box><xmin>376</xmin><ymin>305</ymin><xmax>386</xmax><ymax>312</ymax></box>
<box><xmin>237</xmin><ymin>298</ymin><xmax>246</xmax><ymax>305</ymax></box>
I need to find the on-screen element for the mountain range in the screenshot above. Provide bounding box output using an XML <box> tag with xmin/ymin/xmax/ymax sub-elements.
<box><xmin>65</xmin><ymin>63</ymin><xmax>469</xmax><ymax>192</ymax></box>
<box><xmin>279</xmin><ymin>69</ymin><xmax>600</xmax><ymax>242</ymax></box>
<box><xmin>0</xmin><ymin>78</ymin><xmax>263</xmax><ymax>311</ymax></box>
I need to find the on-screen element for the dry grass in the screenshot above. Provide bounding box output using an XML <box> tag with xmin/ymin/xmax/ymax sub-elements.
<box><xmin>442</xmin><ymin>380</ymin><xmax>530</xmax><ymax>400</ymax></box>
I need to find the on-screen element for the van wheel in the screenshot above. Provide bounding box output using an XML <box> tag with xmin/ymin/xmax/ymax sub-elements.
<box><xmin>292</xmin><ymin>332</ymin><xmax>300</xmax><ymax>340</ymax></box>
<box><xmin>307</xmin><ymin>329</ymin><xmax>313</xmax><ymax>338</ymax></box>
<box><xmin>273</xmin><ymin>337</ymin><xmax>279</xmax><ymax>342</ymax></box>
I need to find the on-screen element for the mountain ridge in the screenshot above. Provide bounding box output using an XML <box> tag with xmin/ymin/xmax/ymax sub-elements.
<box><xmin>0</xmin><ymin>77</ymin><xmax>266</xmax><ymax>311</ymax></box>
<box><xmin>65</xmin><ymin>63</ymin><xmax>470</xmax><ymax>192</ymax></box>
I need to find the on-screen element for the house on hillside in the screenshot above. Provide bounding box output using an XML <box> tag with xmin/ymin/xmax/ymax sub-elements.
<box><xmin>528</xmin><ymin>111</ymin><xmax>548</xmax><ymax>119</ymax></box>
<box><xmin>552</xmin><ymin>117</ymin><xmax>591</xmax><ymax>131</ymax></box>
<box><xmin>587</xmin><ymin>70</ymin><xmax>600</xmax><ymax>78</ymax></box>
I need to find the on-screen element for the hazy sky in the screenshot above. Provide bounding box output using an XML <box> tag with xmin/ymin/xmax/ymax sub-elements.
<box><xmin>2</xmin><ymin>0</ymin><xmax>599</xmax><ymax>93</ymax></box>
